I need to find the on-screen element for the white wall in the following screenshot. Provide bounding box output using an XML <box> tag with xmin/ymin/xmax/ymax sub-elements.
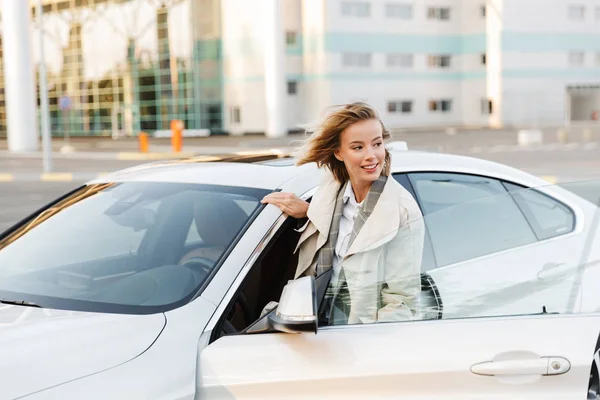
<box><xmin>497</xmin><ymin>0</ymin><xmax>600</xmax><ymax>126</ymax></box>
<box><xmin>284</xmin><ymin>0</ymin><xmax>306</xmax><ymax>130</ymax></box>
<box><xmin>301</xmin><ymin>0</ymin><xmax>330</xmax><ymax>124</ymax></box>
<box><xmin>315</xmin><ymin>0</ymin><xmax>490</xmax><ymax>128</ymax></box>
<box><xmin>221</xmin><ymin>0</ymin><xmax>266</xmax><ymax>134</ymax></box>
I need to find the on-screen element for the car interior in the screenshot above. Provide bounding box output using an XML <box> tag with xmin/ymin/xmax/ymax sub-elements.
<box><xmin>211</xmin><ymin>204</ymin><xmax>444</xmax><ymax>341</ymax></box>
<box><xmin>0</xmin><ymin>187</ymin><xmax>263</xmax><ymax>311</ymax></box>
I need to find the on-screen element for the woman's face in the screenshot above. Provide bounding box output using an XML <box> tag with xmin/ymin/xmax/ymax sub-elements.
<box><xmin>335</xmin><ymin>119</ymin><xmax>386</xmax><ymax>186</ymax></box>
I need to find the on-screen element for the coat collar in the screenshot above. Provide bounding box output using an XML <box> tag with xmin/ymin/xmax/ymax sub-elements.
<box><xmin>307</xmin><ymin>171</ymin><xmax>401</xmax><ymax>257</ymax></box>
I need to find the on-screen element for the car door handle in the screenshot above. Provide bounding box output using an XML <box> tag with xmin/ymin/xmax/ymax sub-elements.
<box><xmin>471</xmin><ymin>357</ymin><xmax>570</xmax><ymax>376</ymax></box>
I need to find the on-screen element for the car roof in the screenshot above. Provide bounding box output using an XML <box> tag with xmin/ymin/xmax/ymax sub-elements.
<box><xmin>389</xmin><ymin>151</ymin><xmax>549</xmax><ymax>187</ymax></box>
<box><xmin>89</xmin><ymin>152</ymin><xmax>311</xmax><ymax>190</ymax></box>
<box><xmin>89</xmin><ymin>149</ymin><xmax>548</xmax><ymax>190</ymax></box>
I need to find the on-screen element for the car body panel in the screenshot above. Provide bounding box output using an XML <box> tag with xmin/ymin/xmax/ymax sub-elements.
<box><xmin>19</xmin><ymin>296</ymin><xmax>216</xmax><ymax>400</ymax></box>
<box><xmin>88</xmin><ymin>159</ymin><xmax>312</xmax><ymax>190</ymax></box>
<box><xmin>198</xmin><ymin>314</ymin><xmax>600</xmax><ymax>399</ymax></box>
<box><xmin>0</xmin><ymin>305</ymin><xmax>165</xmax><ymax>399</ymax></box>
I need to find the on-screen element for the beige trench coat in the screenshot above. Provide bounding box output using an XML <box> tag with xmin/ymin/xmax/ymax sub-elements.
<box><xmin>294</xmin><ymin>171</ymin><xmax>425</xmax><ymax>324</ymax></box>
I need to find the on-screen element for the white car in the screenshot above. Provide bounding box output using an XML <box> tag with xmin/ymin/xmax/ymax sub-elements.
<box><xmin>1</xmin><ymin>148</ymin><xmax>599</xmax><ymax>399</ymax></box>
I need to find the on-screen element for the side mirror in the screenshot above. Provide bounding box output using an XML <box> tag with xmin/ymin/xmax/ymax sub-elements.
<box><xmin>268</xmin><ymin>276</ymin><xmax>317</xmax><ymax>334</ymax></box>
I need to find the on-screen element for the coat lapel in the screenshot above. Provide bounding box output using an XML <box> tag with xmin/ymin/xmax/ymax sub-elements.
<box><xmin>299</xmin><ymin>172</ymin><xmax>341</xmax><ymax>247</ymax></box>
<box><xmin>293</xmin><ymin>172</ymin><xmax>341</xmax><ymax>277</ymax></box>
<box><xmin>345</xmin><ymin>175</ymin><xmax>401</xmax><ymax>257</ymax></box>
<box><xmin>316</xmin><ymin>180</ymin><xmax>348</xmax><ymax>275</ymax></box>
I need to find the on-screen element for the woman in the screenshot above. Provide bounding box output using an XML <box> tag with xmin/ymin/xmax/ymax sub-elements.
<box><xmin>262</xmin><ymin>102</ymin><xmax>424</xmax><ymax>325</ymax></box>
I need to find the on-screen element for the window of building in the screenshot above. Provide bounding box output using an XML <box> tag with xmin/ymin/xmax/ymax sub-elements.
<box><xmin>429</xmin><ymin>99</ymin><xmax>452</xmax><ymax>113</ymax></box>
<box><xmin>568</xmin><ymin>5</ymin><xmax>585</xmax><ymax>20</ymax></box>
<box><xmin>387</xmin><ymin>53</ymin><xmax>413</xmax><ymax>68</ymax></box>
<box><xmin>385</xmin><ymin>3</ymin><xmax>413</xmax><ymax>19</ymax></box>
<box><xmin>596</xmin><ymin>53</ymin><xmax>600</xmax><ymax>66</ymax></box>
<box><xmin>441</xmin><ymin>99</ymin><xmax>452</xmax><ymax>112</ymax></box>
<box><xmin>285</xmin><ymin>31</ymin><xmax>298</xmax><ymax>46</ymax></box>
<box><xmin>342</xmin><ymin>52</ymin><xmax>372</xmax><ymax>67</ymax></box>
<box><xmin>428</xmin><ymin>7</ymin><xmax>451</xmax><ymax>20</ymax></box>
<box><xmin>388</xmin><ymin>100</ymin><xmax>413</xmax><ymax>114</ymax></box>
<box><xmin>481</xmin><ymin>99</ymin><xmax>493</xmax><ymax>115</ymax></box>
<box><xmin>341</xmin><ymin>1</ymin><xmax>371</xmax><ymax>17</ymax></box>
<box><xmin>428</xmin><ymin>55</ymin><xmax>451</xmax><ymax>68</ymax></box>
<box><xmin>569</xmin><ymin>51</ymin><xmax>585</xmax><ymax>66</ymax></box>
<box><xmin>480</xmin><ymin>4</ymin><xmax>486</xmax><ymax>17</ymax></box>
<box><xmin>230</xmin><ymin>106</ymin><xmax>241</xmax><ymax>124</ymax></box>
<box><xmin>481</xmin><ymin>53</ymin><xmax>487</xmax><ymax>65</ymax></box>
<box><xmin>287</xmin><ymin>81</ymin><xmax>298</xmax><ymax>95</ymax></box>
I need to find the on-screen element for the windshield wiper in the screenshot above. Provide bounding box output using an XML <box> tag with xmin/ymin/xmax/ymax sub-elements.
<box><xmin>0</xmin><ymin>298</ymin><xmax>42</xmax><ymax>308</ymax></box>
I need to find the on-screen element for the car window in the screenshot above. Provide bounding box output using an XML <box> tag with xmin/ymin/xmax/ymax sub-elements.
<box><xmin>408</xmin><ymin>173</ymin><xmax>536</xmax><ymax>266</ymax></box>
<box><xmin>0</xmin><ymin>182</ymin><xmax>268</xmax><ymax>314</ymax></box>
<box><xmin>185</xmin><ymin>197</ymin><xmax>259</xmax><ymax>246</ymax></box>
<box><xmin>408</xmin><ymin>172</ymin><xmax>508</xmax><ymax>214</ymax></box>
<box><xmin>504</xmin><ymin>182</ymin><xmax>575</xmax><ymax>240</ymax></box>
<box><xmin>319</xmin><ymin>182</ymin><xmax>597</xmax><ymax>327</ymax></box>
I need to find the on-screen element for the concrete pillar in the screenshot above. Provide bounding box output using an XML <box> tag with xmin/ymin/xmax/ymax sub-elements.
<box><xmin>1</xmin><ymin>0</ymin><xmax>39</xmax><ymax>152</ymax></box>
<box><xmin>264</xmin><ymin>0</ymin><xmax>287</xmax><ymax>138</ymax></box>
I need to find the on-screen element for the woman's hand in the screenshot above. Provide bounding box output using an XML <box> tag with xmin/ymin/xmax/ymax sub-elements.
<box><xmin>261</xmin><ymin>192</ymin><xmax>309</xmax><ymax>219</ymax></box>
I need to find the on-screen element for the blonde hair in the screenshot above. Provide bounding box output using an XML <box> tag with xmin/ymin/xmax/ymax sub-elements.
<box><xmin>296</xmin><ymin>102</ymin><xmax>392</xmax><ymax>182</ymax></box>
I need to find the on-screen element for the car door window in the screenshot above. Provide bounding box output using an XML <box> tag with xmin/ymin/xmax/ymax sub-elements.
<box><xmin>408</xmin><ymin>172</ymin><xmax>537</xmax><ymax>266</ymax></box>
<box><xmin>504</xmin><ymin>182</ymin><xmax>575</xmax><ymax>240</ymax></box>
<box><xmin>318</xmin><ymin>182</ymin><xmax>591</xmax><ymax>327</ymax></box>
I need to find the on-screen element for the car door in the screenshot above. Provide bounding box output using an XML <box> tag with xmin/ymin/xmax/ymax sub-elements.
<box><xmin>397</xmin><ymin>172</ymin><xmax>585</xmax><ymax>319</ymax></box>
<box><xmin>198</xmin><ymin>316</ymin><xmax>600</xmax><ymax>399</ymax></box>
<box><xmin>196</xmin><ymin>198</ymin><xmax>600</xmax><ymax>399</ymax></box>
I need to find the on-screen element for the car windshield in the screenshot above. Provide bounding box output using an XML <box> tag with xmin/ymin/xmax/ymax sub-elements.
<box><xmin>0</xmin><ymin>182</ymin><xmax>268</xmax><ymax>314</ymax></box>
<box><xmin>326</xmin><ymin>179</ymin><xmax>600</xmax><ymax>325</ymax></box>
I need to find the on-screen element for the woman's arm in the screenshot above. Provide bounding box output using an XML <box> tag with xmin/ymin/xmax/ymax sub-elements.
<box><xmin>261</xmin><ymin>192</ymin><xmax>309</xmax><ymax>219</ymax></box>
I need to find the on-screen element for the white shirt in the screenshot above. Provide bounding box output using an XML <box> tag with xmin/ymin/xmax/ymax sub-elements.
<box><xmin>332</xmin><ymin>183</ymin><xmax>363</xmax><ymax>286</ymax></box>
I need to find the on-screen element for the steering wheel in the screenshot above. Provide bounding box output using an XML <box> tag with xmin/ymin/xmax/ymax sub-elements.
<box><xmin>179</xmin><ymin>256</ymin><xmax>215</xmax><ymax>281</ymax></box>
<box><xmin>181</xmin><ymin>257</ymin><xmax>254</xmax><ymax>330</ymax></box>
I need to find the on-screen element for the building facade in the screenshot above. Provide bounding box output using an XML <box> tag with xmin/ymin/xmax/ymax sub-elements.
<box><xmin>0</xmin><ymin>0</ymin><xmax>599</xmax><ymax>140</ymax></box>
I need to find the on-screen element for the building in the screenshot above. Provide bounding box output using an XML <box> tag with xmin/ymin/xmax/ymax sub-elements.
<box><xmin>0</xmin><ymin>0</ymin><xmax>599</xmax><ymax>145</ymax></box>
<box><xmin>227</xmin><ymin>0</ymin><xmax>600</xmax><ymax>132</ymax></box>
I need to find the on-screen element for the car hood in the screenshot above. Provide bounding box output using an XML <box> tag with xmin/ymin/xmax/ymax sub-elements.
<box><xmin>0</xmin><ymin>305</ymin><xmax>165</xmax><ymax>399</ymax></box>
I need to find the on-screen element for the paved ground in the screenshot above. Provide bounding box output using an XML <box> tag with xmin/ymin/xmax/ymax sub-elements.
<box><xmin>0</xmin><ymin>182</ymin><xmax>80</xmax><ymax>232</ymax></box>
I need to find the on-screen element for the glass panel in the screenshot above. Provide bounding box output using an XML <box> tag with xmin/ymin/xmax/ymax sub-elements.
<box><xmin>505</xmin><ymin>182</ymin><xmax>575</xmax><ymax>240</ymax></box>
<box><xmin>319</xmin><ymin>180</ymin><xmax>600</xmax><ymax>326</ymax></box>
<box><xmin>17</xmin><ymin>0</ymin><xmax>223</xmax><ymax>139</ymax></box>
<box><xmin>0</xmin><ymin>182</ymin><xmax>268</xmax><ymax>313</ymax></box>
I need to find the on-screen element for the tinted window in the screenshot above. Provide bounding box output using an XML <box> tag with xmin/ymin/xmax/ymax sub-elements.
<box><xmin>505</xmin><ymin>182</ymin><xmax>575</xmax><ymax>240</ymax></box>
<box><xmin>0</xmin><ymin>182</ymin><xmax>268</xmax><ymax>314</ymax></box>
<box><xmin>322</xmin><ymin>181</ymin><xmax>595</xmax><ymax>326</ymax></box>
<box><xmin>408</xmin><ymin>173</ymin><xmax>536</xmax><ymax>266</ymax></box>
